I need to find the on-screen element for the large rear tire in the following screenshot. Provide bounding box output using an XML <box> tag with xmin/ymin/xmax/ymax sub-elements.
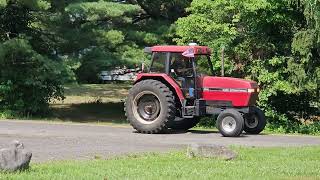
<box><xmin>125</xmin><ymin>80</ymin><xmax>176</xmax><ymax>134</ymax></box>
<box><xmin>216</xmin><ymin>109</ymin><xmax>244</xmax><ymax>137</ymax></box>
<box><xmin>244</xmin><ymin>107</ymin><xmax>266</xmax><ymax>134</ymax></box>
<box><xmin>169</xmin><ymin>117</ymin><xmax>200</xmax><ymax>130</ymax></box>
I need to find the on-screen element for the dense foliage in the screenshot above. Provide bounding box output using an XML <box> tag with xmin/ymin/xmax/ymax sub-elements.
<box><xmin>0</xmin><ymin>0</ymin><xmax>187</xmax><ymax>115</ymax></box>
<box><xmin>176</xmin><ymin>0</ymin><xmax>320</xmax><ymax>133</ymax></box>
<box><xmin>0</xmin><ymin>38</ymin><xmax>64</xmax><ymax>116</ymax></box>
<box><xmin>0</xmin><ymin>0</ymin><xmax>65</xmax><ymax>116</ymax></box>
<box><xmin>0</xmin><ymin>0</ymin><xmax>319</xmax><ymax>133</ymax></box>
<box><xmin>51</xmin><ymin>0</ymin><xmax>185</xmax><ymax>83</ymax></box>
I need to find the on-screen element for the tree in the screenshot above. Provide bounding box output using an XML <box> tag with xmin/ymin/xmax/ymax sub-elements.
<box><xmin>128</xmin><ymin>0</ymin><xmax>191</xmax><ymax>22</ymax></box>
<box><xmin>58</xmin><ymin>1</ymin><xmax>143</xmax><ymax>83</ymax></box>
<box><xmin>176</xmin><ymin>0</ymin><xmax>320</xmax><ymax>133</ymax></box>
<box><xmin>0</xmin><ymin>0</ymin><xmax>191</xmax><ymax>116</ymax></box>
<box><xmin>0</xmin><ymin>0</ymin><xmax>65</xmax><ymax>116</ymax></box>
<box><xmin>56</xmin><ymin>0</ymin><xmax>189</xmax><ymax>83</ymax></box>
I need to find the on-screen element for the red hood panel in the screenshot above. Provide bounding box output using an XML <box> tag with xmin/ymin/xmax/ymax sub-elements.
<box><xmin>200</xmin><ymin>76</ymin><xmax>259</xmax><ymax>107</ymax></box>
<box><xmin>202</xmin><ymin>76</ymin><xmax>257</xmax><ymax>89</ymax></box>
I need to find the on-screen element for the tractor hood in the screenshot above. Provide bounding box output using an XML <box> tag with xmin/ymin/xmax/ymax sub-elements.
<box><xmin>200</xmin><ymin>76</ymin><xmax>258</xmax><ymax>90</ymax></box>
<box><xmin>199</xmin><ymin>76</ymin><xmax>259</xmax><ymax>107</ymax></box>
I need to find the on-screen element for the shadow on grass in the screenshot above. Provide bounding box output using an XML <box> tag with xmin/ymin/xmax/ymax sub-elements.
<box><xmin>50</xmin><ymin>102</ymin><xmax>127</xmax><ymax>124</ymax></box>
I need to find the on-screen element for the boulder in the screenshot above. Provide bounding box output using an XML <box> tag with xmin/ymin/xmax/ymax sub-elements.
<box><xmin>0</xmin><ymin>140</ymin><xmax>32</xmax><ymax>172</ymax></box>
<box><xmin>187</xmin><ymin>144</ymin><xmax>237</xmax><ymax>160</ymax></box>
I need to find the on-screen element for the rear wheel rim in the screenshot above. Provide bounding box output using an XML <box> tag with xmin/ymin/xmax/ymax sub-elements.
<box><xmin>132</xmin><ymin>91</ymin><xmax>161</xmax><ymax>124</ymax></box>
<box><xmin>245</xmin><ymin>115</ymin><xmax>259</xmax><ymax>129</ymax></box>
<box><xmin>222</xmin><ymin>116</ymin><xmax>237</xmax><ymax>132</ymax></box>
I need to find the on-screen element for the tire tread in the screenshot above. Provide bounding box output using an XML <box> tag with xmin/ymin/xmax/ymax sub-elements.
<box><xmin>125</xmin><ymin>80</ymin><xmax>176</xmax><ymax>134</ymax></box>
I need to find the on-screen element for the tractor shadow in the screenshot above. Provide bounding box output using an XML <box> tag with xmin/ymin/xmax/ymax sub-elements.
<box><xmin>132</xmin><ymin>129</ymin><xmax>219</xmax><ymax>134</ymax></box>
<box><xmin>131</xmin><ymin>130</ymin><xmax>267</xmax><ymax>138</ymax></box>
<box><xmin>165</xmin><ymin>129</ymin><xmax>268</xmax><ymax>137</ymax></box>
<box><xmin>169</xmin><ymin>129</ymin><xmax>219</xmax><ymax>134</ymax></box>
<box><xmin>50</xmin><ymin>101</ymin><xmax>127</xmax><ymax>124</ymax></box>
<box><xmin>133</xmin><ymin>130</ymin><xmax>253</xmax><ymax>138</ymax></box>
<box><xmin>187</xmin><ymin>129</ymin><xmax>219</xmax><ymax>134</ymax></box>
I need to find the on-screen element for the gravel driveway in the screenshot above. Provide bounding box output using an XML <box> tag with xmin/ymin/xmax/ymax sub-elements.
<box><xmin>0</xmin><ymin>120</ymin><xmax>319</xmax><ymax>162</ymax></box>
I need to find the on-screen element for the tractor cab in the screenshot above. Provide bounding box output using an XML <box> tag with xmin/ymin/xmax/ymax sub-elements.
<box><xmin>145</xmin><ymin>45</ymin><xmax>212</xmax><ymax>100</ymax></box>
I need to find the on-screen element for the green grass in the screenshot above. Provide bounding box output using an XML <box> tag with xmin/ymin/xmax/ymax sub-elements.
<box><xmin>1</xmin><ymin>146</ymin><xmax>320</xmax><ymax>180</ymax></box>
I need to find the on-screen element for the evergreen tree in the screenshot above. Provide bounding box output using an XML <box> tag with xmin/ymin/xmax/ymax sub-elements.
<box><xmin>0</xmin><ymin>0</ymin><xmax>65</xmax><ymax>116</ymax></box>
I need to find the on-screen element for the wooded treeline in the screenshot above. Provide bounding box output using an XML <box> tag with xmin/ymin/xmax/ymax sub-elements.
<box><xmin>0</xmin><ymin>0</ymin><xmax>319</xmax><ymax>133</ymax></box>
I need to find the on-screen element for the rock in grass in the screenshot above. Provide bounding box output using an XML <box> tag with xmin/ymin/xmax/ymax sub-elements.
<box><xmin>187</xmin><ymin>144</ymin><xmax>237</xmax><ymax>160</ymax></box>
<box><xmin>0</xmin><ymin>140</ymin><xmax>32</xmax><ymax>172</ymax></box>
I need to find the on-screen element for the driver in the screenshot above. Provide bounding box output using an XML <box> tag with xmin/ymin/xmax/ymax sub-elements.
<box><xmin>171</xmin><ymin>56</ymin><xmax>194</xmax><ymax>89</ymax></box>
<box><xmin>171</xmin><ymin>56</ymin><xmax>192</xmax><ymax>77</ymax></box>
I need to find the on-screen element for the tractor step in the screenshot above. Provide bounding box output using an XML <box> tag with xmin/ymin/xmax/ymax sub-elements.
<box><xmin>182</xmin><ymin>106</ymin><xmax>195</xmax><ymax>118</ymax></box>
<box><xmin>182</xmin><ymin>99</ymin><xmax>206</xmax><ymax>118</ymax></box>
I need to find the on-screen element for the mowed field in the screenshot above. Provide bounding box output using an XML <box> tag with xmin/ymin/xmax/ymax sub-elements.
<box><xmin>1</xmin><ymin>146</ymin><xmax>320</xmax><ymax>179</ymax></box>
<box><xmin>50</xmin><ymin>83</ymin><xmax>131</xmax><ymax>123</ymax></box>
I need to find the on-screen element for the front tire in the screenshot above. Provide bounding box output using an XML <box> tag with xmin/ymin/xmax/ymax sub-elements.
<box><xmin>216</xmin><ymin>109</ymin><xmax>244</xmax><ymax>137</ymax></box>
<box><xmin>125</xmin><ymin>80</ymin><xmax>176</xmax><ymax>134</ymax></box>
<box><xmin>244</xmin><ymin>107</ymin><xmax>266</xmax><ymax>134</ymax></box>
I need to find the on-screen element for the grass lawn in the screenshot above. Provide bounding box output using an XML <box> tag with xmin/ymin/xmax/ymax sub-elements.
<box><xmin>49</xmin><ymin>83</ymin><xmax>131</xmax><ymax>124</ymax></box>
<box><xmin>1</xmin><ymin>146</ymin><xmax>320</xmax><ymax>180</ymax></box>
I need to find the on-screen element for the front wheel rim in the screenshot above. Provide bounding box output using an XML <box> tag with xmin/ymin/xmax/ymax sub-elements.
<box><xmin>221</xmin><ymin>116</ymin><xmax>237</xmax><ymax>132</ymax></box>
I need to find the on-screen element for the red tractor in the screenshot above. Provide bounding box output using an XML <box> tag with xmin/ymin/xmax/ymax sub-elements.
<box><xmin>125</xmin><ymin>45</ymin><xmax>266</xmax><ymax>137</ymax></box>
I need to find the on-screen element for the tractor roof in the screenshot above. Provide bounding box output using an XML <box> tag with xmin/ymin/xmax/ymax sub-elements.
<box><xmin>150</xmin><ymin>46</ymin><xmax>211</xmax><ymax>55</ymax></box>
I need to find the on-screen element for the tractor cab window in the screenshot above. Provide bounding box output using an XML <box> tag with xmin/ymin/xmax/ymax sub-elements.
<box><xmin>195</xmin><ymin>55</ymin><xmax>214</xmax><ymax>76</ymax></box>
<box><xmin>150</xmin><ymin>52</ymin><xmax>167</xmax><ymax>73</ymax></box>
<box><xmin>170</xmin><ymin>53</ymin><xmax>193</xmax><ymax>77</ymax></box>
<box><xmin>170</xmin><ymin>53</ymin><xmax>194</xmax><ymax>91</ymax></box>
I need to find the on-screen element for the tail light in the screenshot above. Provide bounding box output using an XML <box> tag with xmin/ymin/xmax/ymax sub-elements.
<box><xmin>247</xmin><ymin>88</ymin><xmax>255</xmax><ymax>93</ymax></box>
<box><xmin>248</xmin><ymin>88</ymin><xmax>260</xmax><ymax>93</ymax></box>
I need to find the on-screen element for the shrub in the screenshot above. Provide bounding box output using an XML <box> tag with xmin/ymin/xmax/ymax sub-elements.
<box><xmin>0</xmin><ymin>38</ymin><xmax>65</xmax><ymax>116</ymax></box>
